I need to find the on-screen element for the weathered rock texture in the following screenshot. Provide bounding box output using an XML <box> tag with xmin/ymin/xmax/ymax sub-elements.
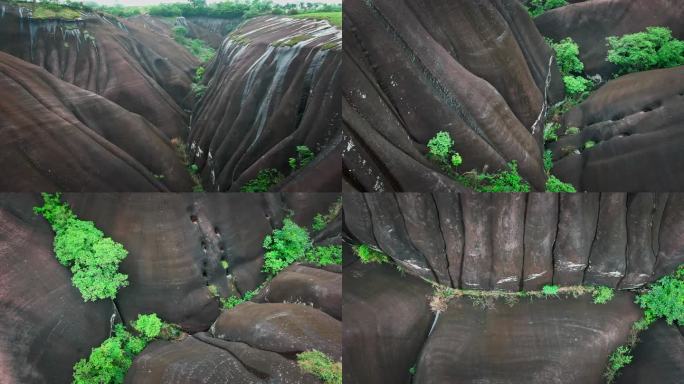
<box><xmin>344</xmin><ymin>192</ymin><xmax>684</xmax><ymax>290</ymax></box>
<box><xmin>0</xmin><ymin>194</ymin><xmax>116</xmax><ymax>384</ymax></box>
<box><xmin>343</xmin><ymin>0</ymin><xmax>565</xmax><ymax>192</ymax></box>
<box><xmin>343</xmin><ymin>259</ymin><xmax>434</xmax><ymax>384</ymax></box>
<box><xmin>188</xmin><ymin>16</ymin><xmax>342</xmax><ymax>192</ymax></box>
<box><xmin>535</xmin><ymin>0</ymin><xmax>684</xmax><ymax>77</ymax></box>
<box><xmin>549</xmin><ymin>66</ymin><xmax>684</xmax><ymax>191</ymax></box>
<box><xmin>414</xmin><ymin>293</ymin><xmax>642</xmax><ymax>384</ymax></box>
<box><xmin>0</xmin><ymin>3</ymin><xmax>196</xmax><ymax>137</ymax></box>
<box><xmin>0</xmin><ymin>51</ymin><xmax>194</xmax><ymax>192</ymax></box>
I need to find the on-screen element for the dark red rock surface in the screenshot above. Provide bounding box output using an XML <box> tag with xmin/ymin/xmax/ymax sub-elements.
<box><xmin>414</xmin><ymin>293</ymin><xmax>642</xmax><ymax>384</ymax></box>
<box><xmin>344</xmin><ymin>193</ymin><xmax>684</xmax><ymax>289</ymax></box>
<box><xmin>343</xmin><ymin>0</ymin><xmax>564</xmax><ymax>192</ymax></box>
<box><xmin>0</xmin><ymin>51</ymin><xmax>194</xmax><ymax>192</ymax></box>
<box><xmin>0</xmin><ymin>194</ymin><xmax>116</xmax><ymax>384</ymax></box>
<box><xmin>188</xmin><ymin>16</ymin><xmax>341</xmax><ymax>192</ymax></box>
<box><xmin>550</xmin><ymin>66</ymin><xmax>684</xmax><ymax>191</ymax></box>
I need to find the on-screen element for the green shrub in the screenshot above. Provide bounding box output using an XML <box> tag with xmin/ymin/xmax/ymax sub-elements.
<box><xmin>221</xmin><ymin>286</ymin><xmax>261</xmax><ymax>309</ymax></box>
<box><xmin>543</xmin><ymin>150</ymin><xmax>553</xmax><ymax>173</ymax></box>
<box><xmin>546</xmin><ymin>175</ymin><xmax>577</xmax><ymax>192</ymax></box>
<box><xmin>635</xmin><ymin>265</ymin><xmax>683</xmax><ymax>326</ymax></box>
<box><xmin>607</xmin><ymin>27</ymin><xmax>684</xmax><ymax>75</ymax></box>
<box><xmin>354</xmin><ymin>244</ymin><xmax>390</xmax><ymax>264</ymax></box>
<box><xmin>461</xmin><ymin>161</ymin><xmax>531</xmax><ymax>192</ymax></box>
<box><xmin>544</xmin><ymin>122</ymin><xmax>560</xmax><ymax>142</ymax></box>
<box><xmin>563</xmin><ymin>75</ymin><xmax>592</xmax><ymax>96</ymax></box>
<box><xmin>34</xmin><ymin>193</ymin><xmax>129</xmax><ymax>301</ymax></box>
<box><xmin>592</xmin><ymin>286</ymin><xmax>615</xmax><ymax>304</ymax></box>
<box><xmin>241</xmin><ymin>168</ymin><xmax>284</xmax><ymax>192</ymax></box>
<box><xmin>550</xmin><ymin>37</ymin><xmax>584</xmax><ymax>76</ymax></box>
<box><xmin>584</xmin><ymin>140</ymin><xmax>596</xmax><ymax>149</ymax></box>
<box><xmin>262</xmin><ymin>218</ymin><xmax>312</xmax><ymax>276</ymax></box>
<box><xmin>73</xmin><ymin>324</ymin><xmax>143</xmax><ymax>384</ymax></box>
<box><xmin>565</xmin><ymin>126</ymin><xmax>580</xmax><ymax>135</ymax></box>
<box><xmin>526</xmin><ymin>0</ymin><xmax>568</xmax><ymax>18</ymax></box>
<box><xmin>221</xmin><ymin>260</ymin><xmax>229</xmax><ymax>269</ymax></box>
<box><xmin>132</xmin><ymin>314</ymin><xmax>163</xmax><ymax>340</ymax></box>
<box><xmin>427</xmin><ymin>131</ymin><xmax>454</xmax><ymax>160</ymax></box>
<box><xmin>604</xmin><ymin>346</ymin><xmax>633</xmax><ymax>383</ymax></box>
<box><xmin>312</xmin><ymin>198</ymin><xmax>342</xmax><ymax>232</ymax></box>
<box><xmin>289</xmin><ymin>145</ymin><xmax>315</xmax><ymax>170</ymax></box>
<box><xmin>305</xmin><ymin>245</ymin><xmax>342</xmax><ymax>266</ymax></box>
<box><xmin>542</xmin><ymin>285</ymin><xmax>560</xmax><ymax>296</ymax></box>
<box><xmin>451</xmin><ymin>153</ymin><xmax>463</xmax><ymax>167</ymax></box>
<box><xmin>297</xmin><ymin>350</ymin><xmax>342</xmax><ymax>384</ymax></box>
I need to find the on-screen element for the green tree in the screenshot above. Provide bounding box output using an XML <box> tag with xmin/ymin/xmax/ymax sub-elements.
<box><xmin>607</xmin><ymin>26</ymin><xmax>684</xmax><ymax>74</ymax></box>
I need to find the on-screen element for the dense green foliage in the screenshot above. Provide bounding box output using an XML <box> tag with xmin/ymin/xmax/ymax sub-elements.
<box><xmin>289</xmin><ymin>145</ymin><xmax>315</xmax><ymax>170</ymax></box>
<box><xmin>221</xmin><ymin>287</ymin><xmax>260</xmax><ymax>309</ymax></box>
<box><xmin>563</xmin><ymin>75</ymin><xmax>592</xmax><ymax>96</ymax></box>
<box><xmin>459</xmin><ymin>161</ymin><xmax>531</xmax><ymax>192</ymax></box>
<box><xmin>543</xmin><ymin>122</ymin><xmax>559</xmax><ymax>143</ymax></box>
<box><xmin>146</xmin><ymin>0</ymin><xmax>340</xmax><ymax>20</ymax></box>
<box><xmin>635</xmin><ymin>265</ymin><xmax>684</xmax><ymax>326</ymax></box>
<box><xmin>240</xmin><ymin>168</ymin><xmax>284</xmax><ymax>192</ymax></box>
<box><xmin>263</xmin><ymin>218</ymin><xmax>311</xmax><ymax>276</ymax></box>
<box><xmin>172</xmin><ymin>25</ymin><xmax>215</xmax><ymax>62</ymax></box>
<box><xmin>584</xmin><ymin>140</ymin><xmax>596</xmax><ymax>149</ymax></box>
<box><xmin>526</xmin><ymin>0</ymin><xmax>568</xmax><ymax>18</ymax></box>
<box><xmin>291</xmin><ymin>11</ymin><xmax>341</xmax><ymax>28</ymax></box>
<box><xmin>73</xmin><ymin>314</ymin><xmax>176</xmax><ymax>384</ymax></box>
<box><xmin>427</xmin><ymin>131</ymin><xmax>454</xmax><ymax>160</ymax></box>
<box><xmin>549</xmin><ymin>37</ymin><xmax>593</xmax><ymax>96</ymax></box>
<box><xmin>604</xmin><ymin>346</ymin><xmax>633</xmax><ymax>383</ymax></box>
<box><xmin>34</xmin><ymin>193</ymin><xmax>129</xmax><ymax>301</ymax></box>
<box><xmin>304</xmin><ymin>245</ymin><xmax>342</xmax><ymax>266</ymax></box>
<box><xmin>32</xmin><ymin>2</ymin><xmax>82</xmax><ymax>19</ymax></box>
<box><xmin>297</xmin><ymin>350</ymin><xmax>342</xmax><ymax>384</ymax></box>
<box><xmin>542</xmin><ymin>285</ymin><xmax>560</xmax><ymax>296</ymax></box>
<box><xmin>592</xmin><ymin>286</ymin><xmax>615</xmax><ymax>304</ymax></box>
<box><xmin>607</xmin><ymin>27</ymin><xmax>684</xmax><ymax>75</ymax></box>
<box><xmin>353</xmin><ymin>244</ymin><xmax>389</xmax><ymax>264</ymax></box>
<box><xmin>546</xmin><ymin>175</ymin><xmax>576</xmax><ymax>192</ymax></box>
<box><xmin>312</xmin><ymin>198</ymin><xmax>342</xmax><ymax>232</ymax></box>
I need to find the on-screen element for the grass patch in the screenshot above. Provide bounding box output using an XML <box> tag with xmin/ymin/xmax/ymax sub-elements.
<box><xmin>297</xmin><ymin>350</ymin><xmax>342</xmax><ymax>384</ymax></box>
<box><xmin>32</xmin><ymin>4</ymin><xmax>81</xmax><ymax>20</ymax></box>
<box><xmin>291</xmin><ymin>12</ymin><xmax>341</xmax><ymax>28</ymax></box>
<box><xmin>34</xmin><ymin>193</ymin><xmax>128</xmax><ymax>302</ymax></box>
<box><xmin>274</xmin><ymin>34</ymin><xmax>314</xmax><ymax>47</ymax></box>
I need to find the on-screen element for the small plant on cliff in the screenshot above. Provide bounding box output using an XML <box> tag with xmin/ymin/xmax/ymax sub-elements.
<box><xmin>297</xmin><ymin>350</ymin><xmax>342</xmax><ymax>384</ymax></box>
<box><xmin>132</xmin><ymin>314</ymin><xmax>163</xmax><ymax>339</ymax></box>
<box><xmin>592</xmin><ymin>286</ymin><xmax>615</xmax><ymax>304</ymax></box>
<box><xmin>635</xmin><ymin>264</ymin><xmax>684</xmax><ymax>326</ymax></box>
<box><xmin>34</xmin><ymin>193</ymin><xmax>129</xmax><ymax>302</ymax></box>
<box><xmin>526</xmin><ymin>0</ymin><xmax>568</xmax><ymax>18</ymax></box>
<box><xmin>548</xmin><ymin>37</ymin><xmax>593</xmax><ymax>96</ymax></box>
<box><xmin>241</xmin><ymin>168</ymin><xmax>284</xmax><ymax>192</ymax></box>
<box><xmin>305</xmin><ymin>245</ymin><xmax>342</xmax><ymax>266</ymax></box>
<box><xmin>607</xmin><ymin>26</ymin><xmax>684</xmax><ymax>75</ymax></box>
<box><xmin>604</xmin><ymin>346</ymin><xmax>633</xmax><ymax>383</ymax></box>
<box><xmin>262</xmin><ymin>218</ymin><xmax>312</xmax><ymax>276</ymax></box>
<box><xmin>353</xmin><ymin>244</ymin><xmax>390</xmax><ymax>264</ymax></box>
<box><xmin>288</xmin><ymin>145</ymin><xmax>315</xmax><ymax>170</ymax></box>
<box><xmin>542</xmin><ymin>285</ymin><xmax>560</xmax><ymax>296</ymax></box>
<box><xmin>312</xmin><ymin>198</ymin><xmax>342</xmax><ymax>232</ymax></box>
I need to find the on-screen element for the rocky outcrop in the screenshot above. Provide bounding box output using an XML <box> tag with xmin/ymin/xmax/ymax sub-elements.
<box><xmin>59</xmin><ymin>193</ymin><xmax>338</xmax><ymax>333</ymax></box>
<box><xmin>549</xmin><ymin>66</ymin><xmax>684</xmax><ymax>191</ymax></box>
<box><xmin>535</xmin><ymin>0</ymin><xmax>684</xmax><ymax>77</ymax></box>
<box><xmin>343</xmin><ymin>260</ymin><xmax>434</xmax><ymax>384</ymax></box>
<box><xmin>0</xmin><ymin>195</ymin><xmax>116</xmax><ymax>384</ymax></box>
<box><xmin>344</xmin><ymin>193</ymin><xmax>684</xmax><ymax>290</ymax></box>
<box><xmin>414</xmin><ymin>293</ymin><xmax>641</xmax><ymax>384</ymax></box>
<box><xmin>343</xmin><ymin>0</ymin><xmax>565</xmax><ymax>192</ymax></box>
<box><xmin>188</xmin><ymin>16</ymin><xmax>342</xmax><ymax>192</ymax></box>
<box><xmin>0</xmin><ymin>51</ymin><xmax>194</xmax><ymax>192</ymax></box>
<box><xmin>0</xmin><ymin>3</ymin><xmax>196</xmax><ymax>138</ymax></box>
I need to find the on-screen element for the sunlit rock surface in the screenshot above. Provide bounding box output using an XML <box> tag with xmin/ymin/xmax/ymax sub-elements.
<box><xmin>343</xmin><ymin>0</ymin><xmax>564</xmax><ymax>192</ymax></box>
<box><xmin>0</xmin><ymin>51</ymin><xmax>194</xmax><ymax>192</ymax></box>
<box><xmin>344</xmin><ymin>193</ymin><xmax>684</xmax><ymax>289</ymax></box>
<box><xmin>549</xmin><ymin>66</ymin><xmax>684</xmax><ymax>191</ymax></box>
<box><xmin>0</xmin><ymin>2</ymin><xmax>196</xmax><ymax>138</ymax></box>
<box><xmin>188</xmin><ymin>16</ymin><xmax>342</xmax><ymax>192</ymax></box>
<box><xmin>0</xmin><ymin>195</ymin><xmax>116</xmax><ymax>384</ymax></box>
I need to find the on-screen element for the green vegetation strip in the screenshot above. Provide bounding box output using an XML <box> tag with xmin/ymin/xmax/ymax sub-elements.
<box><xmin>241</xmin><ymin>145</ymin><xmax>316</xmax><ymax>192</ymax></box>
<box><xmin>525</xmin><ymin>0</ymin><xmax>567</xmax><ymax>18</ymax></box>
<box><xmin>607</xmin><ymin>26</ymin><xmax>684</xmax><ymax>75</ymax></box>
<box><xmin>291</xmin><ymin>12</ymin><xmax>341</xmax><ymax>28</ymax></box>
<box><xmin>297</xmin><ymin>350</ymin><xmax>342</xmax><ymax>384</ymax></box>
<box><xmin>34</xmin><ymin>193</ymin><xmax>129</xmax><ymax>301</ymax></box>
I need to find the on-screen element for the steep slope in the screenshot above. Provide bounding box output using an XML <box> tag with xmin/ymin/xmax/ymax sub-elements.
<box><xmin>188</xmin><ymin>16</ymin><xmax>342</xmax><ymax>192</ymax></box>
<box><xmin>344</xmin><ymin>193</ymin><xmax>684</xmax><ymax>289</ymax></box>
<box><xmin>0</xmin><ymin>2</ymin><xmax>196</xmax><ymax>138</ymax></box>
<box><xmin>0</xmin><ymin>51</ymin><xmax>194</xmax><ymax>191</ymax></box>
<box><xmin>343</xmin><ymin>0</ymin><xmax>565</xmax><ymax>192</ymax></box>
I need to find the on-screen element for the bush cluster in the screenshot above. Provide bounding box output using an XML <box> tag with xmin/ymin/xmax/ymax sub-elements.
<box><xmin>353</xmin><ymin>244</ymin><xmax>390</xmax><ymax>264</ymax></box>
<box><xmin>526</xmin><ymin>0</ymin><xmax>568</xmax><ymax>18</ymax></box>
<box><xmin>635</xmin><ymin>264</ymin><xmax>683</xmax><ymax>326</ymax></box>
<box><xmin>241</xmin><ymin>145</ymin><xmax>315</xmax><ymax>192</ymax></box>
<box><xmin>289</xmin><ymin>145</ymin><xmax>315</xmax><ymax>171</ymax></box>
<box><xmin>549</xmin><ymin>37</ymin><xmax>591</xmax><ymax>96</ymax></box>
<box><xmin>146</xmin><ymin>0</ymin><xmax>340</xmax><ymax>20</ymax></box>
<box><xmin>172</xmin><ymin>25</ymin><xmax>215</xmax><ymax>62</ymax></box>
<box><xmin>312</xmin><ymin>198</ymin><xmax>342</xmax><ymax>232</ymax></box>
<box><xmin>297</xmin><ymin>350</ymin><xmax>342</xmax><ymax>384</ymax></box>
<box><xmin>607</xmin><ymin>27</ymin><xmax>684</xmax><ymax>75</ymax></box>
<box><xmin>34</xmin><ymin>193</ymin><xmax>129</xmax><ymax>301</ymax></box>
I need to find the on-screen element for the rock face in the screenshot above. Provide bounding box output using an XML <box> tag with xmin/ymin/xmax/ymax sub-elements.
<box><xmin>125</xmin><ymin>334</ymin><xmax>320</xmax><ymax>384</ymax></box>
<box><xmin>188</xmin><ymin>16</ymin><xmax>342</xmax><ymax>192</ymax></box>
<box><xmin>414</xmin><ymin>293</ymin><xmax>642</xmax><ymax>384</ymax></box>
<box><xmin>254</xmin><ymin>264</ymin><xmax>342</xmax><ymax>319</ymax></box>
<box><xmin>0</xmin><ymin>195</ymin><xmax>115</xmax><ymax>384</ymax></box>
<box><xmin>58</xmin><ymin>193</ymin><xmax>337</xmax><ymax>333</ymax></box>
<box><xmin>343</xmin><ymin>0</ymin><xmax>565</xmax><ymax>192</ymax></box>
<box><xmin>0</xmin><ymin>3</ymin><xmax>196</xmax><ymax>138</ymax></box>
<box><xmin>343</xmin><ymin>260</ymin><xmax>434</xmax><ymax>384</ymax></box>
<box><xmin>615</xmin><ymin>321</ymin><xmax>684</xmax><ymax>384</ymax></box>
<box><xmin>344</xmin><ymin>193</ymin><xmax>684</xmax><ymax>289</ymax></box>
<box><xmin>535</xmin><ymin>0</ymin><xmax>684</xmax><ymax>77</ymax></box>
<box><xmin>0</xmin><ymin>51</ymin><xmax>194</xmax><ymax>192</ymax></box>
<box><xmin>549</xmin><ymin>66</ymin><xmax>684</xmax><ymax>191</ymax></box>
<box><xmin>211</xmin><ymin>302</ymin><xmax>342</xmax><ymax>360</ymax></box>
